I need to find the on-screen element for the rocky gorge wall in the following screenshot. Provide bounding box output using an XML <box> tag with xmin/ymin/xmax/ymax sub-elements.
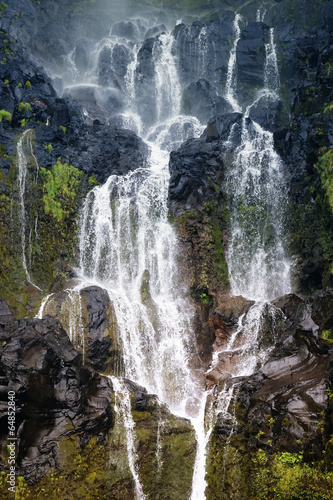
<box><xmin>0</xmin><ymin>0</ymin><xmax>333</xmax><ymax>498</ymax></box>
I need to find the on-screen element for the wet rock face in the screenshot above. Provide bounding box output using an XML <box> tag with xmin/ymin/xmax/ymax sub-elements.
<box><xmin>236</xmin><ymin>22</ymin><xmax>270</xmax><ymax>99</ymax></box>
<box><xmin>34</xmin><ymin>119</ymin><xmax>148</xmax><ymax>183</ymax></box>
<box><xmin>169</xmin><ymin>134</ymin><xmax>225</xmax><ymax>216</ymax></box>
<box><xmin>80</xmin><ymin>286</ymin><xmax>117</xmax><ymax>373</ymax></box>
<box><xmin>0</xmin><ymin>300</ymin><xmax>114</xmax><ymax>484</ymax></box>
<box><xmin>213</xmin><ymin>289</ymin><xmax>333</xmax><ymax>453</ymax></box>
<box><xmin>182</xmin><ymin>79</ymin><xmax>232</xmax><ymax>123</ymax></box>
<box><xmin>39</xmin><ymin>286</ymin><xmax>122</xmax><ymax>375</ymax></box>
<box><xmin>174</xmin><ymin>11</ymin><xmax>234</xmax><ymax>87</ymax></box>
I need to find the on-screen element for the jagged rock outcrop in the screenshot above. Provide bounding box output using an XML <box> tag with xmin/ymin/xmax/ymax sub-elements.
<box><xmin>206</xmin><ymin>288</ymin><xmax>333</xmax><ymax>498</ymax></box>
<box><xmin>0</xmin><ymin>299</ymin><xmax>114</xmax><ymax>484</ymax></box>
<box><xmin>38</xmin><ymin>286</ymin><xmax>123</xmax><ymax>374</ymax></box>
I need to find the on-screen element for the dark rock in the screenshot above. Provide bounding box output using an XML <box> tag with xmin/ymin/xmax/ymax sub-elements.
<box><xmin>0</xmin><ymin>311</ymin><xmax>114</xmax><ymax>484</ymax></box>
<box><xmin>175</xmin><ymin>11</ymin><xmax>234</xmax><ymax>87</ymax></box>
<box><xmin>80</xmin><ymin>286</ymin><xmax>116</xmax><ymax>373</ymax></box>
<box><xmin>0</xmin><ymin>299</ymin><xmax>14</xmax><ymax>325</ymax></box>
<box><xmin>111</xmin><ymin>20</ymin><xmax>141</xmax><ymax>41</ymax></box>
<box><xmin>213</xmin><ymin>295</ymin><xmax>255</xmax><ymax>325</ymax></box>
<box><xmin>135</xmin><ymin>36</ymin><xmax>158</xmax><ymax>127</ymax></box>
<box><xmin>145</xmin><ymin>24</ymin><xmax>167</xmax><ymax>39</ymax></box>
<box><xmin>123</xmin><ymin>378</ymin><xmax>151</xmax><ymax>411</ymax></box>
<box><xmin>308</xmin><ymin>288</ymin><xmax>333</xmax><ymax>329</ymax></box>
<box><xmin>98</xmin><ymin>43</ymin><xmax>132</xmax><ymax>90</ymax></box>
<box><xmin>35</xmin><ymin>121</ymin><xmax>148</xmax><ymax>183</ymax></box>
<box><xmin>203</xmin><ymin>112</ymin><xmax>243</xmax><ymax>141</ymax></box>
<box><xmin>169</xmin><ymin>135</ymin><xmax>224</xmax><ymax>215</ymax></box>
<box><xmin>248</xmin><ymin>97</ymin><xmax>289</xmax><ymax>132</ymax></box>
<box><xmin>271</xmin><ymin>293</ymin><xmax>305</xmax><ymax>322</ymax></box>
<box><xmin>73</xmin><ymin>38</ymin><xmax>91</xmax><ymax>76</ymax></box>
<box><xmin>236</xmin><ymin>22</ymin><xmax>270</xmax><ymax>101</ymax></box>
<box><xmin>182</xmin><ymin>79</ymin><xmax>233</xmax><ymax>123</ymax></box>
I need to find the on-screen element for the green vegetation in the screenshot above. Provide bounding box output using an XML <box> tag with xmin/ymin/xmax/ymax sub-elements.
<box><xmin>20</xmin><ymin>118</ymin><xmax>30</xmax><ymax>128</ymax></box>
<box><xmin>324</xmin><ymin>102</ymin><xmax>333</xmax><ymax>114</ymax></box>
<box><xmin>40</xmin><ymin>159</ymin><xmax>84</xmax><ymax>222</ymax></box>
<box><xmin>0</xmin><ymin>131</ymin><xmax>97</xmax><ymax>313</ymax></box>
<box><xmin>44</xmin><ymin>144</ymin><xmax>52</xmax><ymax>154</ymax></box>
<box><xmin>206</xmin><ymin>437</ymin><xmax>333</xmax><ymax>500</ymax></box>
<box><xmin>25</xmin><ymin>80</ymin><xmax>31</xmax><ymax>88</ymax></box>
<box><xmin>0</xmin><ymin>2</ymin><xmax>7</xmax><ymax>11</ymax></box>
<box><xmin>316</xmin><ymin>148</ymin><xmax>333</xmax><ymax>211</ymax></box>
<box><xmin>59</xmin><ymin>125</ymin><xmax>67</xmax><ymax>135</ymax></box>
<box><xmin>18</xmin><ymin>102</ymin><xmax>32</xmax><ymax>115</ymax></box>
<box><xmin>176</xmin><ymin>197</ymin><xmax>229</xmax><ymax>301</ymax></box>
<box><xmin>0</xmin><ymin>109</ymin><xmax>12</xmax><ymax>122</ymax></box>
<box><xmin>325</xmin><ymin>62</ymin><xmax>333</xmax><ymax>77</ymax></box>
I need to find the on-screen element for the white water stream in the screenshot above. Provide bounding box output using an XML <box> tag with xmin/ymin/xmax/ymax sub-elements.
<box><xmin>16</xmin><ymin>129</ymin><xmax>41</xmax><ymax>290</ymax></box>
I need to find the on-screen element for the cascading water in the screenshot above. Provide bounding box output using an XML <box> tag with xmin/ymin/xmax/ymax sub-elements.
<box><xmin>38</xmin><ymin>10</ymin><xmax>292</xmax><ymax>499</ymax></box>
<box><xmin>53</xmin><ymin>25</ymin><xmax>208</xmax><ymax>499</ymax></box>
<box><xmin>16</xmin><ymin>129</ymin><xmax>41</xmax><ymax>290</ymax></box>
<box><xmin>204</xmin><ymin>13</ymin><xmax>292</xmax><ymax>491</ymax></box>
<box><xmin>225</xmin><ymin>14</ymin><xmax>243</xmax><ymax>113</ymax></box>
<box><xmin>111</xmin><ymin>377</ymin><xmax>147</xmax><ymax>500</ymax></box>
<box><xmin>224</xmin><ymin>15</ymin><xmax>291</xmax><ymax>300</ymax></box>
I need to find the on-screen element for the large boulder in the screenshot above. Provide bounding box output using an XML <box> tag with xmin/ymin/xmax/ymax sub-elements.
<box><xmin>0</xmin><ymin>302</ymin><xmax>114</xmax><ymax>484</ymax></box>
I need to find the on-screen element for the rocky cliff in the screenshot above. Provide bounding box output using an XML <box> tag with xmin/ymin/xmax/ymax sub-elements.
<box><xmin>0</xmin><ymin>0</ymin><xmax>333</xmax><ymax>498</ymax></box>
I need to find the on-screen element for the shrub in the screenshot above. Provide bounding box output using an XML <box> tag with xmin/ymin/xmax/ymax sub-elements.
<box><xmin>0</xmin><ymin>109</ymin><xmax>11</xmax><ymax>122</ymax></box>
<box><xmin>18</xmin><ymin>102</ymin><xmax>32</xmax><ymax>115</ymax></box>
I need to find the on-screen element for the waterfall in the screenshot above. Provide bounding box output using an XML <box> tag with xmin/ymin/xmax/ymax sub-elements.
<box><xmin>205</xmin><ymin>13</ymin><xmax>292</xmax><ymax>492</ymax></box>
<box><xmin>224</xmin><ymin>18</ymin><xmax>290</xmax><ymax>301</ymax></box>
<box><xmin>225</xmin><ymin>14</ymin><xmax>242</xmax><ymax>113</ymax></box>
<box><xmin>79</xmin><ymin>142</ymin><xmax>201</xmax><ymax>415</ymax></box>
<box><xmin>37</xmin><ymin>10</ymin><xmax>292</xmax><ymax>498</ymax></box>
<box><xmin>16</xmin><ymin>129</ymin><xmax>41</xmax><ymax>290</ymax></box>
<box><xmin>264</xmin><ymin>28</ymin><xmax>280</xmax><ymax>94</ymax></box>
<box><xmin>154</xmin><ymin>32</ymin><xmax>182</xmax><ymax>121</ymax></box>
<box><xmin>226</xmin><ymin>119</ymin><xmax>291</xmax><ymax>300</ymax></box>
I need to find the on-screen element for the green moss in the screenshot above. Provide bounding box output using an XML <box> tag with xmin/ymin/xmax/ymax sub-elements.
<box><xmin>175</xmin><ymin>198</ymin><xmax>229</xmax><ymax>299</ymax></box>
<box><xmin>0</xmin><ymin>143</ymin><xmax>8</xmax><ymax>159</ymax></box>
<box><xmin>59</xmin><ymin>125</ymin><xmax>67</xmax><ymax>135</ymax></box>
<box><xmin>0</xmin><ymin>109</ymin><xmax>12</xmax><ymax>122</ymax></box>
<box><xmin>321</xmin><ymin>328</ymin><xmax>333</xmax><ymax>343</ymax></box>
<box><xmin>0</xmin><ymin>437</ymin><xmax>116</xmax><ymax>500</ymax></box>
<box><xmin>18</xmin><ymin>102</ymin><xmax>32</xmax><ymax>115</ymax></box>
<box><xmin>316</xmin><ymin>148</ymin><xmax>333</xmax><ymax>212</ymax></box>
<box><xmin>40</xmin><ymin>159</ymin><xmax>83</xmax><ymax>222</ymax></box>
<box><xmin>134</xmin><ymin>403</ymin><xmax>196</xmax><ymax>500</ymax></box>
